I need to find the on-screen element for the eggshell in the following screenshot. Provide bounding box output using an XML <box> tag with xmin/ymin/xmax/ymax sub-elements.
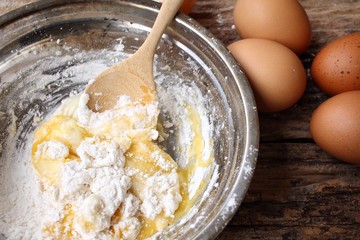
<box><xmin>159</xmin><ymin>0</ymin><xmax>196</xmax><ymax>14</ymax></box>
<box><xmin>310</xmin><ymin>90</ymin><xmax>360</xmax><ymax>164</ymax></box>
<box><xmin>179</xmin><ymin>0</ymin><xmax>196</xmax><ymax>14</ymax></box>
<box><xmin>311</xmin><ymin>32</ymin><xmax>360</xmax><ymax>96</ymax></box>
<box><xmin>228</xmin><ymin>39</ymin><xmax>307</xmax><ymax>112</ymax></box>
<box><xmin>233</xmin><ymin>0</ymin><xmax>311</xmax><ymax>55</ymax></box>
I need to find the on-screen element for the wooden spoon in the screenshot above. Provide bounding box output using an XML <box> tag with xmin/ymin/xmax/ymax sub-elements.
<box><xmin>85</xmin><ymin>0</ymin><xmax>184</xmax><ymax>112</ymax></box>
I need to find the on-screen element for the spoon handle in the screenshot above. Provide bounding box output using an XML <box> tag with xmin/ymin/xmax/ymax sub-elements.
<box><xmin>138</xmin><ymin>0</ymin><xmax>184</xmax><ymax>60</ymax></box>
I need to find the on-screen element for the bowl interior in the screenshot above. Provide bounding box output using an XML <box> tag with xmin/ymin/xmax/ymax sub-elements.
<box><xmin>0</xmin><ymin>1</ymin><xmax>259</xmax><ymax>239</ymax></box>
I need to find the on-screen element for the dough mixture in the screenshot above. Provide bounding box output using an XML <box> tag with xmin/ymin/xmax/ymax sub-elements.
<box><xmin>31</xmin><ymin>89</ymin><xmax>213</xmax><ymax>239</ymax></box>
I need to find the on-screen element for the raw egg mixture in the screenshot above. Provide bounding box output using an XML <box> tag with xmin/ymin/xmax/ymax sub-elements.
<box><xmin>34</xmin><ymin>97</ymin><xmax>152</xmax><ymax>238</ymax></box>
<box><xmin>30</xmin><ymin>87</ymin><xmax>214</xmax><ymax>239</ymax></box>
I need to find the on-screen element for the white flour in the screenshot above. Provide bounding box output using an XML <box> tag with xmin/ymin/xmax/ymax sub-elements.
<box><xmin>36</xmin><ymin>140</ymin><xmax>69</xmax><ymax>160</ymax></box>
<box><xmin>140</xmin><ymin>170</ymin><xmax>182</xmax><ymax>220</ymax></box>
<box><xmin>0</xmin><ymin>127</ymin><xmax>44</xmax><ymax>239</ymax></box>
<box><xmin>40</xmin><ymin>135</ymin><xmax>137</xmax><ymax>239</ymax></box>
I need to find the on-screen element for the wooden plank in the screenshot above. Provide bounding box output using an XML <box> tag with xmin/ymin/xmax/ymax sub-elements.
<box><xmin>192</xmin><ymin>0</ymin><xmax>360</xmax><ymax>225</ymax></box>
<box><xmin>218</xmin><ymin>143</ymin><xmax>360</xmax><ymax>239</ymax></box>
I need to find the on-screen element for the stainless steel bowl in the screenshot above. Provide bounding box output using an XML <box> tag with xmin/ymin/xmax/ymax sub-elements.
<box><xmin>0</xmin><ymin>1</ymin><xmax>259</xmax><ymax>239</ymax></box>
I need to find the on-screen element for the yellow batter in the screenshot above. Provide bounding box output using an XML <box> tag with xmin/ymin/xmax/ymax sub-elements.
<box><xmin>31</xmin><ymin>94</ymin><xmax>214</xmax><ymax>239</ymax></box>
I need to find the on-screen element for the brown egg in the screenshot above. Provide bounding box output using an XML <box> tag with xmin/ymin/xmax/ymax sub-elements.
<box><xmin>228</xmin><ymin>39</ymin><xmax>307</xmax><ymax>112</ymax></box>
<box><xmin>158</xmin><ymin>0</ymin><xmax>196</xmax><ymax>14</ymax></box>
<box><xmin>311</xmin><ymin>32</ymin><xmax>360</xmax><ymax>96</ymax></box>
<box><xmin>233</xmin><ymin>0</ymin><xmax>311</xmax><ymax>55</ymax></box>
<box><xmin>179</xmin><ymin>0</ymin><xmax>196</xmax><ymax>14</ymax></box>
<box><xmin>310</xmin><ymin>90</ymin><xmax>360</xmax><ymax>164</ymax></box>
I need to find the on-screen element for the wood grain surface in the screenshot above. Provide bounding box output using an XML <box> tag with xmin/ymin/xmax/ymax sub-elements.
<box><xmin>1</xmin><ymin>0</ymin><xmax>360</xmax><ymax>239</ymax></box>
<box><xmin>188</xmin><ymin>1</ymin><xmax>360</xmax><ymax>239</ymax></box>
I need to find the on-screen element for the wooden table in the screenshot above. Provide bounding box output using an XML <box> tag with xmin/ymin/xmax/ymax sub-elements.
<box><xmin>1</xmin><ymin>0</ymin><xmax>360</xmax><ymax>239</ymax></box>
<box><xmin>189</xmin><ymin>1</ymin><xmax>360</xmax><ymax>239</ymax></box>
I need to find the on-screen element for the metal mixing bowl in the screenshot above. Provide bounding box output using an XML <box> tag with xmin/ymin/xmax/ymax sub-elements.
<box><xmin>0</xmin><ymin>0</ymin><xmax>259</xmax><ymax>239</ymax></box>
